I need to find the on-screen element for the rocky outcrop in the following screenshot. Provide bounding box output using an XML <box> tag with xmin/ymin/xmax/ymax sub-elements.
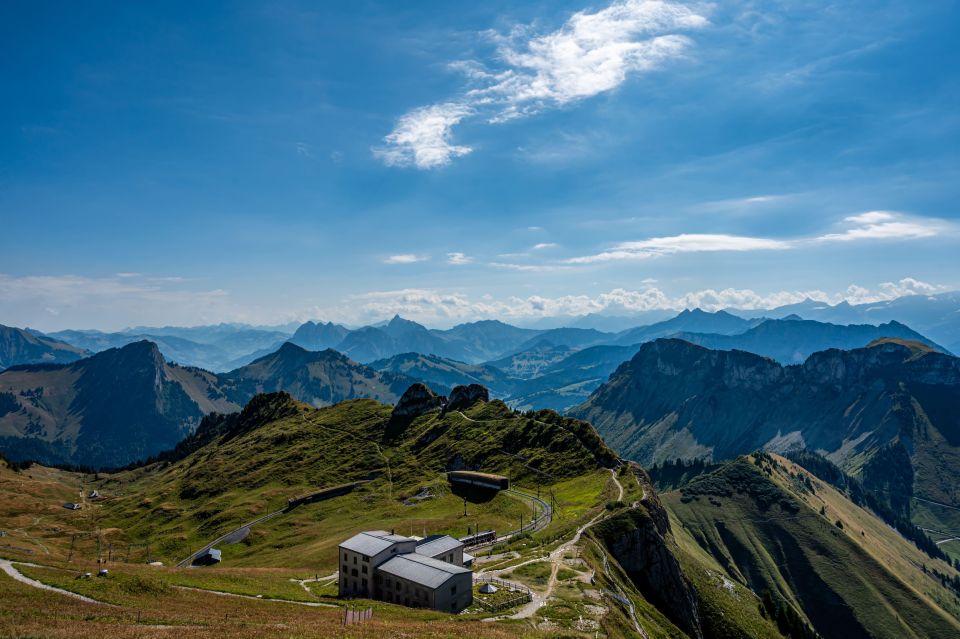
<box><xmin>392</xmin><ymin>383</ymin><xmax>445</xmax><ymax>419</ymax></box>
<box><xmin>593</xmin><ymin>503</ymin><xmax>703</xmax><ymax>639</ymax></box>
<box><xmin>444</xmin><ymin>384</ymin><xmax>489</xmax><ymax>412</ymax></box>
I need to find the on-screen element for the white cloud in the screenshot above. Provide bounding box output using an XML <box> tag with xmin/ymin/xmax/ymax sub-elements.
<box><xmin>565</xmin><ymin>212</ymin><xmax>951</xmax><ymax>266</ymax></box>
<box><xmin>532</xmin><ymin>242</ymin><xmax>559</xmax><ymax>250</ymax></box>
<box><xmin>295</xmin><ymin>142</ymin><xmax>311</xmax><ymax>157</ymax></box>
<box><xmin>447</xmin><ymin>252</ymin><xmax>472</xmax><ymax>265</ymax></box>
<box><xmin>372</xmin><ymin>103</ymin><xmax>474</xmax><ymax>169</ymax></box>
<box><xmin>567</xmin><ymin>233</ymin><xmax>791</xmax><ymax>263</ymax></box>
<box><xmin>339</xmin><ymin>278</ymin><xmax>947</xmax><ymax>326</ymax></box>
<box><xmin>384</xmin><ymin>254</ymin><xmax>429</xmax><ymax>264</ymax></box>
<box><xmin>816</xmin><ymin>210</ymin><xmax>941</xmax><ymax>242</ymax></box>
<box><xmin>376</xmin><ymin>1</ymin><xmax>708</xmax><ymax>168</ymax></box>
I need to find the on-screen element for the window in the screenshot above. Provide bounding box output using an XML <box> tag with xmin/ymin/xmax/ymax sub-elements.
<box><xmin>451</xmin><ymin>585</ymin><xmax>457</xmax><ymax>595</ymax></box>
<box><xmin>353</xmin><ymin>556</ymin><xmax>357</xmax><ymax>564</ymax></box>
<box><xmin>343</xmin><ymin>553</ymin><xmax>347</xmax><ymax>561</ymax></box>
<box><xmin>362</xmin><ymin>555</ymin><xmax>369</xmax><ymax>563</ymax></box>
<box><xmin>395</xmin><ymin>581</ymin><xmax>401</xmax><ymax>591</ymax></box>
<box><xmin>351</xmin><ymin>568</ymin><xmax>358</xmax><ymax>577</ymax></box>
<box><xmin>362</xmin><ymin>565</ymin><xmax>368</xmax><ymax>574</ymax></box>
<box><xmin>361</xmin><ymin>578</ymin><xmax>367</xmax><ymax>589</ymax></box>
<box><xmin>390</xmin><ymin>548</ymin><xmax>397</xmax><ymax>553</ymax></box>
<box><xmin>385</xmin><ymin>578</ymin><xmax>392</xmax><ymax>588</ymax></box>
<box><xmin>342</xmin><ymin>564</ymin><xmax>347</xmax><ymax>573</ymax></box>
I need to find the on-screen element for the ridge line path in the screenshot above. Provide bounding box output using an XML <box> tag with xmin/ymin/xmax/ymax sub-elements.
<box><xmin>0</xmin><ymin>559</ymin><xmax>110</xmax><ymax>605</ymax></box>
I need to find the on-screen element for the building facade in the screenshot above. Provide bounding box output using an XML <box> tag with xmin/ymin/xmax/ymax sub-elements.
<box><xmin>338</xmin><ymin>530</ymin><xmax>473</xmax><ymax>613</ymax></box>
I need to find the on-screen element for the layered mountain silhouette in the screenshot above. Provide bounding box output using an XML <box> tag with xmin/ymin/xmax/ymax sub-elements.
<box><xmin>735</xmin><ymin>290</ymin><xmax>960</xmax><ymax>355</ymax></box>
<box><xmin>0</xmin><ymin>324</ymin><xmax>89</xmax><ymax>369</ymax></box>
<box><xmin>0</xmin><ymin>340</ymin><xmax>419</xmax><ymax>467</ymax></box>
<box><xmin>673</xmin><ymin>317</ymin><xmax>944</xmax><ymax>363</ymax></box>
<box><xmin>46</xmin><ymin>324</ymin><xmax>291</xmax><ymax>372</ymax></box>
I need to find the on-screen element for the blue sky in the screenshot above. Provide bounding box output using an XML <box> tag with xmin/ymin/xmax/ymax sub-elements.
<box><xmin>1</xmin><ymin>0</ymin><xmax>958</xmax><ymax>330</ymax></box>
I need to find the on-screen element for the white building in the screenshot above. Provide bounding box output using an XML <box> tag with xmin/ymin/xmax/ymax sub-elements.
<box><xmin>338</xmin><ymin>530</ymin><xmax>473</xmax><ymax>613</ymax></box>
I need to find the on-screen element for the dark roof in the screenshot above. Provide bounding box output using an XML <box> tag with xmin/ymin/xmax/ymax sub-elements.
<box><xmin>415</xmin><ymin>535</ymin><xmax>463</xmax><ymax>558</ymax></box>
<box><xmin>340</xmin><ymin>530</ymin><xmax>412</xmax><ymax>556</ymax></box>
<box><xmin>377</xmin><ymin>553</ymin><xmax>470</xmax><ymax>589</ymax></box>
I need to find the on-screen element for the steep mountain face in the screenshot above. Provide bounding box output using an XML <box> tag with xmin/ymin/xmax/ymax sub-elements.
<box><xmin>0</xmin><ymin>341</ymin><xmax>237</xmax><ymax>467</ymax></box>
<box><xmin>675</xmin><ymin>318</ymin><xmax>945</xmax><ymax>363</ymax></box>
<box><xmin>288</xmin><ymin>320</ymin><xmax>350</xmax><ymax>351</ymax></box>
<box><xmin>613</xmin><ymin>309</ymin><xmax>759</xmax><ymax>346</ymax></box>
<box><xmin>661</xmin><ymin>455</ymin><xmax>960</xmax><ymax>639</ymax></box>
<box><xmin>571</xmin><ymin>338</ymin><xmax>960</xmax><ymax>524</ymax></box>
<box><xmin>0</xmin><ymin>325</ymin><xmax>89</xmax><ymax>369</ymax></box>
<box><xmin>369</xmin><ymin>352</ymin><xmax>512</xmax><ymax>396</ymax></box>
<box><xmin>217</xmin><ymin>342</ymin><xmax>417</xmax><ymax>408</ymax></box>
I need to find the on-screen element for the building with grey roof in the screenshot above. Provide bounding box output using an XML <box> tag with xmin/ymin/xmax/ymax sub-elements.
<box><xmin>338</xmin><ymin>530</ymin><xmax>472</xmax><ymax>612</ymax></box>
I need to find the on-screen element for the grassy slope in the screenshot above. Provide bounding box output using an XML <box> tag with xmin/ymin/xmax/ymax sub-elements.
<box><xmin>79</xmin><ymin>396</ymin><xmax>616</xmax><ymax>566</ymax></box>
<box><xmin>663</xmin><ymin>454</ymin><xmax>960</xmax><ymax>639</ymax></box>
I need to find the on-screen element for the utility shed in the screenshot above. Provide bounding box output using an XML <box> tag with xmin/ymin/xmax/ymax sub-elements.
<box><xmin>376</xmin><ymin>553</ymin><xmax>473</xmax><ymax>613</ymax></box>
<box><xmin>193</xmin><ymin>548</ymin><xmax>221</xmax><ymax>566</ymax></box>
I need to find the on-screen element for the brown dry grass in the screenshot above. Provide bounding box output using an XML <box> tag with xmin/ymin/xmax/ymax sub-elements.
<box><xmin>0</xmin><ymin>568</ymin><xmax>541</xmax><ymax>638</ymax></box>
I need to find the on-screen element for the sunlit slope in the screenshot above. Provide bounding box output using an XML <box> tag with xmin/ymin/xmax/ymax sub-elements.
<box><xmin>86</xmin><ymin>391</ymin><xmax>616</xmax><ymax>566</ymax></box>
<box><xmin>663</xmin><ymin>454</ymin><xmax>960</xmax><ymax>639</ymax></box>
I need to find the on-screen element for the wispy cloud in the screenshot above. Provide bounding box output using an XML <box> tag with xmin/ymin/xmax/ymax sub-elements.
<box><xmin>816</xmin><ymin>210</ymin><xmax>943</xmax><ymax>242</ymax></box>
<box><xmin>566</xmin><ymin>212</ymin><xmax>951</xmax><ymax>265</ymax></box>
<box><xmin>532</xmin><ymin>242</ymin><xmax>559</xmax><ymax>250</ymax></box>
<box><xmin>567</xmin><ymin>233</ymin><xmax>790</xmax><ymax>263</ymax></box>
<box><xmin>376</xmin><ymin>1</ymin><xmax>709</xmax><ymax>168</ymax></box>
<box><xmin>383</xmin><ymin>254</ymin><xmax>430</xmax><ymax>264</ymax></box>
<box><xmin>447</xmin><ymin>252</ymin><xmax>472</xmax><ymax>265</ymax></box>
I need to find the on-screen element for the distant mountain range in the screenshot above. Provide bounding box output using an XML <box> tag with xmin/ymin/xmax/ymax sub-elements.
<box><xmin>25</xmin><ymin>291</ymin><xmax>960</xmax><ymax>373</ymax></box>
<box><xmin>0</xmin><ymin>325</ymin><xmax>89</xmax><ymax>369</ymax></box>
<box><xmin>0</xmin><ymin>340</ymin><xmax>419</xmax><ymax>467</ymax></box>
<box><xmin>571</xmin><ymin>337</ymin><xmax>960</xmax><ymax>534</ymax></box>
<box><xmin>44</xmin><ymin>324</ymin><xmax>291</xmax><ymax>372</ymax></box>
<box><xmin>730</xmin><ymin>290</ymin><xmax>960</xmax><ymax>356</ymax></box>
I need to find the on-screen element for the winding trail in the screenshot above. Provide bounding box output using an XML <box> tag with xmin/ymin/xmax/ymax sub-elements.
<box><xmin>478</xmin><ymin>468</ymin><xmax>626</xmax><ymax>622</ymax></box>
<box><xmin>0</xmin><ymin>559</ymin><xmax>108</xmax><ymax>605</ymax></box>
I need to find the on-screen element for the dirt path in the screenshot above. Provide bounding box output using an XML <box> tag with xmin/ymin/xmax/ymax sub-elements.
<box><xmin>0</xmin><ymin>559</ymin><xmax>107</xmax><ymax>605</ymax></box>
<box><xmin>479</xmin><ymin>469</ymin><xmax>620</xmax><ymax>621</ymax></box>
<box><xmin>172</xmin><ymin>585</ymin><xmax>338</xmax><ymax>607</ymax></box>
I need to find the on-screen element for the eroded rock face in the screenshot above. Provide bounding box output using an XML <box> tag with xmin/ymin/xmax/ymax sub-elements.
<box><xmin>594</xmin><ymin>505</ymin><xmax>703</xmax><ymax>639</ymax></box>
<box><xmin>444</xmin><ymin>384</ymin><xmax>490</xmax><ymax>412</ymax></box>
<box><xmin>392</xmin><ymin>383</ymin><xmax>444</xmax><ymax>418</ymax></box>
